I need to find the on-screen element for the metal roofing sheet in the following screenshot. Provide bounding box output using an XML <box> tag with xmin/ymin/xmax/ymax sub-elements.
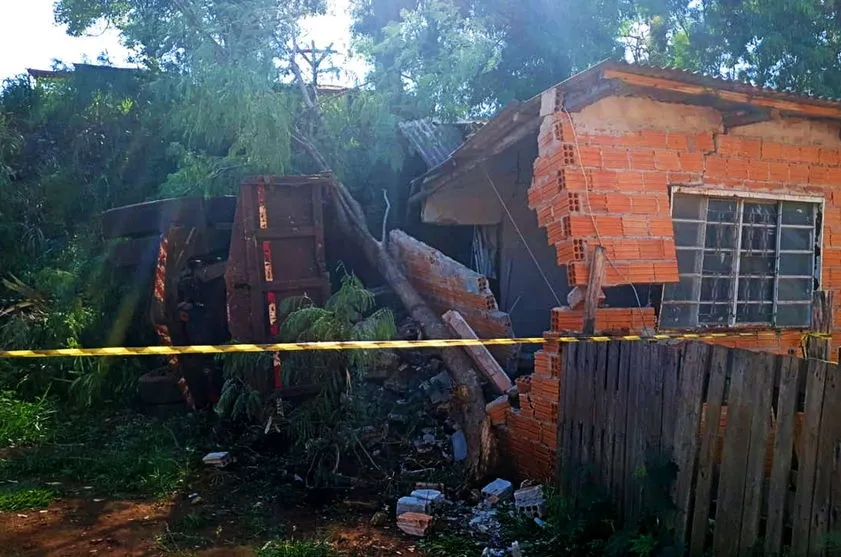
<box><xmin>398</xmin><ymin>120</ymin><xmax>471</xmax><ymax>168</ymax></box>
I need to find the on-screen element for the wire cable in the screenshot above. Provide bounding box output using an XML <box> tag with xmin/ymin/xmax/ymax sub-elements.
<box><xmin>481</xmin><ymin>164</ymin><xmax>564</xmax><ymax>307</ymax></box>
<box><xmin>560</xmin><ymin>107</ymin><xmax>651</xmax><ymax>332</ymax></box>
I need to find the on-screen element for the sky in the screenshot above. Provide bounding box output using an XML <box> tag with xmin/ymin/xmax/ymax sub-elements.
<box><xmin>0</xmin><ymin>0</ymin><xmax>363</xmax><ymax>84</ymax></box>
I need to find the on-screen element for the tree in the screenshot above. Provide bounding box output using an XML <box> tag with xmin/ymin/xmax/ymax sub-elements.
<box><xmin>352</xmin><ymin>0</ymin><xmax>634</xmax><ymax>119</ymax></box>
<box><xmin>625</xmin><ymin>0</ymin><xmax>841</xmax><ymax>98</ymax></box>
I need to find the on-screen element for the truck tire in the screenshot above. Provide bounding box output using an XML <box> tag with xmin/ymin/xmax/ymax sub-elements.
<box><xmin>138</xmin><ymin>372</ymin><xmax>184</xmax><ymax>405</ymax></box>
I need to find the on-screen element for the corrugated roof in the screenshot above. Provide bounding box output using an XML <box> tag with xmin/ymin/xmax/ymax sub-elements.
<box><xmin>398</xmin><ymin>120</ymin><xmax>474</xmax><ymax>168</ymax></box>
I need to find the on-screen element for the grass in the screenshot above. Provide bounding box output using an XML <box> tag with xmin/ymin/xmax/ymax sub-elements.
<box><xmin>257</xmin><ymin>540</ymin><xmax>335</xmax><ymax>557</ymax></box>
<box><xmin>0</xmin><ymin>409</ymin><xmax>191</xmax><ymax>499</ymax></box>
<box><xmin>419</xmin><ymin>534</ymin><xmax>482</xmax><ymax>557</ymax></box>
<box><xmin>0</xmin><ymin>391</ymin><xmax>54</xmax><ymax>447</ymax></box>
<box><xmin>0</xmin><ymin>484</ymin><xmax>54</xmax><ymax>511</ymax></box>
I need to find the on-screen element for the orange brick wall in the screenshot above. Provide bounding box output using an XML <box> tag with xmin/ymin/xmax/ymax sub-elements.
<box><xmin>527</xmin><ymin>95</ymin><xmax>841</xmax><ymax>357</ymax></box>
<box><xmin>388</xmin><ymin>230</ymin><xmax>519</xmax><ymax>370</ymax></box>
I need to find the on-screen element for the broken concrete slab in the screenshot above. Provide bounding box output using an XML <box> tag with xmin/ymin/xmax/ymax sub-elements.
<box><xmin>397</xmin><ymin>512</ymin><xmax>433</xmax><ymax>536</ymax></box>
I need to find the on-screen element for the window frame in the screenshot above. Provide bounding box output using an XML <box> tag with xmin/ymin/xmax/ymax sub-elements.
<box><xmin>660</xmin><ymin>187</ymin><xmax>823</xmax><ymax>330</ymax></box>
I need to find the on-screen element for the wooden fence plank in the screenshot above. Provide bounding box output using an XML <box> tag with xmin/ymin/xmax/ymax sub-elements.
<box><xmin>560</xmin><ymin>342</ymin><xmax>579</xmax><ymax>490</ymax></box>
<box><xmin>713</xmin><ymin>348</ymin><xmax>753</xmax><ymax>556</ymax></box>
<box><xmin>605</xmin><ymin>341</ymin><xmax>621</xmax><ymax>498</ymax></box>
<box><xmin>647</xmin><ymin>343</ymin><xmax>666</xmax><ymax>456</ymax></box>
<box><xmin>579</xmin><ymin>342</ymin><xmax>594</xmax><ymax>479</ymax></box>
<box><xmin>596</xmin><ymin>341</ymin><xmax>610</xmax><ymax>486</ymax></box>
<box><xmin>828</xmin><ymin>362</ymin><xmax>841</xmax><ymax>557</ymax></box>
<box><xmin>660</xmin><ymin>343</ymin><xmax>681</xmax><ymax>456</ymax></box>
<box><xmin>689</xmin><ymin>345</ymin><xmax>729</xmax><ymax>556</ymax></box>
<box><xmin>672</xmin><ymin>342</ymin><xmax>709</xmax><ymax>549</ymax></box>
<box><xmin>765</xmin><ymin>355</ymin><xmax>802</xmax><ymax>556</ymax></box>
<box><xmin>808</xmin><ymin>361</ymin><xmax>839</xmax><ymax>555</ymax></box>
<box><xmin>791</xmin><ymin>359</ymin><xmax>827</xmax><ymax>556</ymax></box>
<box><xmin>615</xmin><ymin>342</ymin><xmax>632</xmax><ymax>513</ymax></box>
<box><xmin>625</xmin><ymin>342</ymin><xmax>646</xmax><ymax>520</ymax></box>
<box><xmin>738</xmin><ymin>351</ymin><xmax>777</xmax><ymax>553</ymax></box>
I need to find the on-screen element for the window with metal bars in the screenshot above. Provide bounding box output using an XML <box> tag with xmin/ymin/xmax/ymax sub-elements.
<box><xmin>661</xmin><ymin>192</ymin><xmax>819</xmax><ymax>329</ymax></box>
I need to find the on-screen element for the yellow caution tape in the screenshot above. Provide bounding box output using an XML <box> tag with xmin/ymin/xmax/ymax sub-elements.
<box><xmin>0</xmin><ymin>331</ymin><xmax>829</xmax><ymax>358</ymax></box>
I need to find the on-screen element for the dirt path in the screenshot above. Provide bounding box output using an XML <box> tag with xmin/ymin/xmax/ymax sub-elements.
<box><xmin>0</xmin><ymin>495</ymin><xmax>422</xmax><ymax>557</ymax></box>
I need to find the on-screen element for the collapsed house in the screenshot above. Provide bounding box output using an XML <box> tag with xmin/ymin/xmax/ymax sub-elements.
<box><xmin>401</xmin><ymin>60</ymin><xmax>841</xmax><ymax>480</ymax></box>
<box><xmin>409</xmin><ymin>60</ymin><xmax>841</xmax><ymax>355</ymax></box>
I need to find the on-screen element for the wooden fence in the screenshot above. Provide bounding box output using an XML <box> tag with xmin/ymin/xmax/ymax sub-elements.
<box><xmin>558</xmin><ymin>340</ymin><xmax>841</xmax><ymax>556</ymax></box>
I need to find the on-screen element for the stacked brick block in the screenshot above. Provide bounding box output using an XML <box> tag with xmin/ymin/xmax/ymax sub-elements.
<box><xmin>550</xmin><ymin>307</ymin><xmax>657</xmax><ymax>333</ymax></box>
<box><xmin>388</xmin><ymin>230</ymin><xmax>518</xmax><ymax>370</ymax></box>
<box><xmin>492</xmin><ymin>343</ymin><xmax>563</xmax><ymax>482</ymax></box>
<box><xmin>529</xmin><ymin>114</ymin><xmax>682</xmax><ymax>286</ymax></box>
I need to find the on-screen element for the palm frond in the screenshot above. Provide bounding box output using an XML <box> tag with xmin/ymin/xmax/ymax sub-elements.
<box><xmin>278</xmin><ymin>294</ymin><xmax>314</xmax><ymax>315</ymax></box>
<box><xmin>279</xmin><ymin>306</ymin><xmax>331</xmax><ymax>341</ymax></box>
<box><xmin>350</xmin><ymin>308</ymin><xmax>397</xmax><ymax>342</ymax></box>
<box><xmin>325</xmin><ymin>273</ymin><xmax>375</xmax><ymax>319</ymax></box>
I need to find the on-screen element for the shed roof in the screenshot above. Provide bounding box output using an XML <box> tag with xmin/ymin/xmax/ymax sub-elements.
<box><xmin>412</xmin><ymin>59</ymin><xmax>841</xmax><ymax>202</ymax></box>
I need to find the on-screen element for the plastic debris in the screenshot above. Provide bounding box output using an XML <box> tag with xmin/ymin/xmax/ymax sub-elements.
<box><xmin>202</xmin><ymin>451</ymin><xmax>233</xmax><ymax>468</ymax></box>
<box><xmin>451</xmin><ymin>430</ymin><xmax>468</xmax><ymax>461</ymax></box>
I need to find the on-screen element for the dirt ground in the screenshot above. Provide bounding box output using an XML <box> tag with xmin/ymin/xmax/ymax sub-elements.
<box><xmin>0</xmin><ymin>492</ymin><xmax>422</xmax><ymax>557</ymax></box>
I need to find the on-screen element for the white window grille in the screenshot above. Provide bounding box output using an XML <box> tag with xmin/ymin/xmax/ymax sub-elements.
<box><xmin>660</xmin><ymin>192</ymin><xmax>820</xmax><ymax>329</ymax></box>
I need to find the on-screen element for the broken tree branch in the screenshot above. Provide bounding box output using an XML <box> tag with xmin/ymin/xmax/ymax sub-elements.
<box><xmin>381</xmin><ymin>189</ymin><xmax>391</xmax><ymax>244</ymax></box>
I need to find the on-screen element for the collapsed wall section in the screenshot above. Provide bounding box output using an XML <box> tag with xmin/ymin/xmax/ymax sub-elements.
<box><xmin>388</xmin><ymin>230</ymin><xmax>518</xmax><ymax>371</ymax></box>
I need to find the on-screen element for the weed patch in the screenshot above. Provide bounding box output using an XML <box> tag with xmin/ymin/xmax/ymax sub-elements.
<box><xmin>0</xmin><ymin>391</ymin><xmax>54</xmax><ymax>447</ymax></box>
<box><xmin>0</xmin><ymin>412</ymin><xmax>189</xmax><ymax>499</ymax></box>
<box><xmin>257</xmin><ymin>540</ymin><xmax>334</xmax><ymax>557</ymax></box>
<box><xmin>0</xmin><ymin>484</ymin><xmax>54</xmax><ymax>511</ymax></box>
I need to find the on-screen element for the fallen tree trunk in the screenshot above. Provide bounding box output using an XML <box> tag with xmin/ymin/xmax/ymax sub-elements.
<box><xmin>327</xmin><ymin>176</ymin><xmax>495</xmax><ymax>479</ymax></box>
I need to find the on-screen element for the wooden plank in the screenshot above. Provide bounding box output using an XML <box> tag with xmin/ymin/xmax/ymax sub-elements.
<box><xmin>604</xmin><ymin>341</ymin><xmax>621</xmax><ymax>497</ymax></box>
<box><xmin>713</xmin><ymin>349</ymin><xmax>753</xmax><ymax>556</ymax></box>
<box><xmin>579</xmin><ymin>341</ymin><xmax>595</xmax><ymax>478</ymax></box>
<box><xmin>659</xmin><ymin>343</ymin><xmax>681</xmax><ymax>456</ymax></box>
<box><xmin>442</xmin><ymin>310</ymin><xmax>512</xmax><ymax>394</ymax></box>
<box><xmin>559</xmin><ymin>342</ymin><xmax>579</xmax><ymax>489</ymax></box>
<box><xmin>790</xmin><ymin>359</ymin><xmax>828</xmax><ymax>555</ymax></box>
<box><xmin>624</xmin><ymin>342</ymin><xmax>645</xmax><ymax>521</ymax></box>
<box><xmin>689</xmin><ymin>345</ymin><xmax>729</xmax><ymax>556</ymax></box>
<box><xmin>595</xmin><ymin>341</ymin><xmax>610</xmax><ymax>486</ymax></box>
<box><xmin>765</xmin><ymin>355</ymin><xmax>802</xmax><ymax>556</ymax></box>
<box><xmin>615</xmin><ymin>341</ymin><xmax>632</xmax><ymax>514</ymax></box>
<box><xmin>671</xmin><ymin>342</ymin><xmax>709</xmax><ymax>550</ymax></box>
<box><xmin>646</xmin><ymin>343</ymin><xmax>666</xmax><ymax>456</ymax></box>
<box><xmin>582</xmin><ymin>246</ymin><xmax>606</xmax><ymax>335</ymax></box>
<box><xmin>827</xmin><ymin>361</ymin><xmax>841</xmax><ymax>557</ymax></box>
<box><xmin>808</xmin><ymin>361</ymin><xmax>839</xmax><ymax>555</ymax></box>
<box><xmin>738</xmin><ymin>352</ymin><xmax>777</xmax><ymax>553</ymax></box>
